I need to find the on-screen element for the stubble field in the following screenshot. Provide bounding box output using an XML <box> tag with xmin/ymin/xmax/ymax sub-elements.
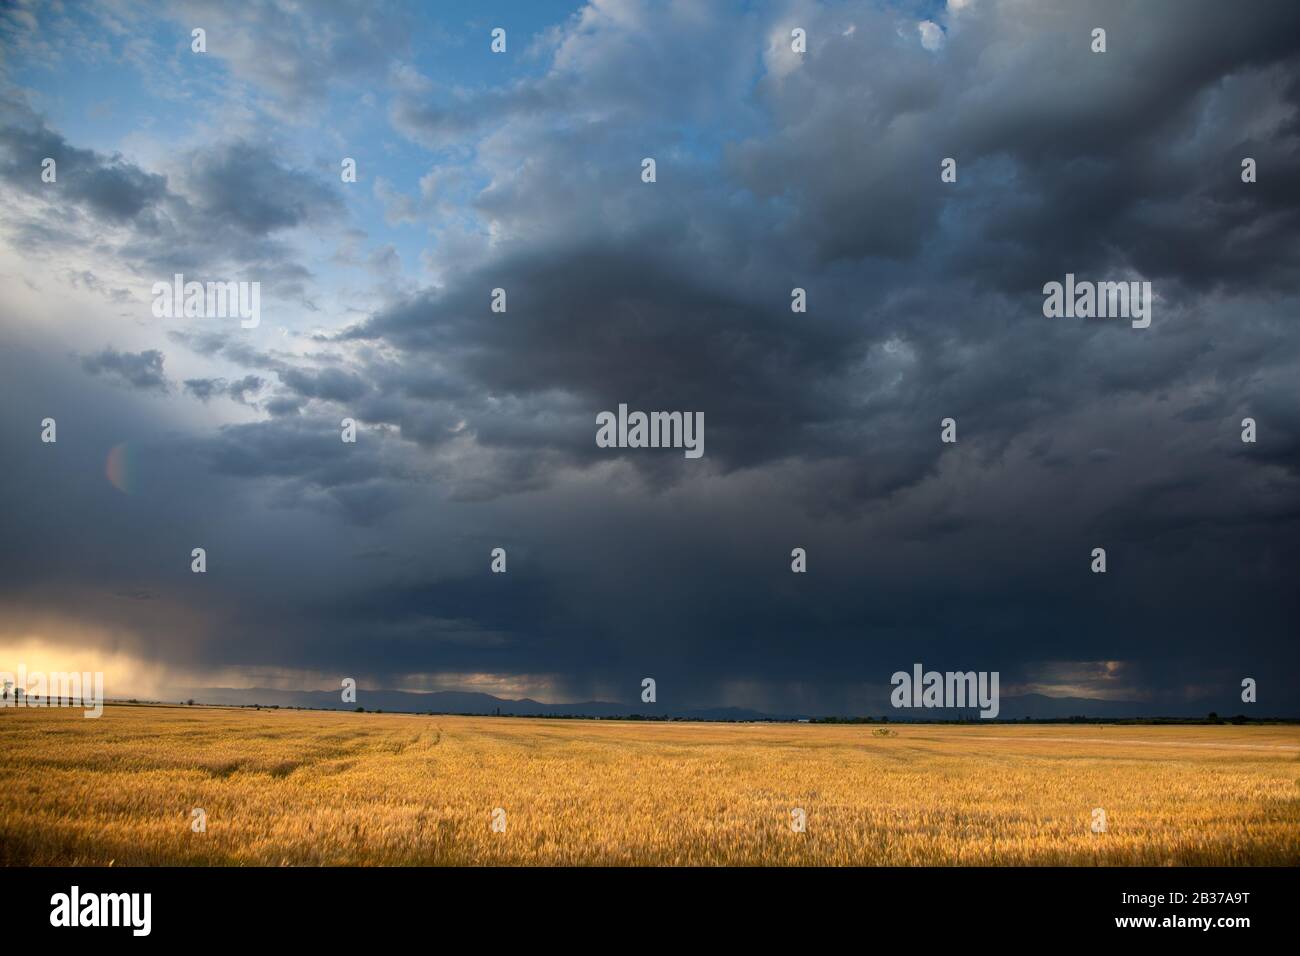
<box><xmin>1</xmin><ymin>704</ymin><xmax>1296</xmax><ymax>866</ymax></box>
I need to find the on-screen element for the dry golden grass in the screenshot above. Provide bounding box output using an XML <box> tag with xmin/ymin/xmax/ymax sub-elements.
<box><xmin>1</xmin><ymin>704</ymin><xmax>1297</xmax><ymax>865</ymax></box>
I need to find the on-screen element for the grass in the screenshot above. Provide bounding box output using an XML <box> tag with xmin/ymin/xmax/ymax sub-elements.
<box><xmin>1</xmin><ymin>704</ymin><xmax>1297</xmax><ymax>865</ymax></box>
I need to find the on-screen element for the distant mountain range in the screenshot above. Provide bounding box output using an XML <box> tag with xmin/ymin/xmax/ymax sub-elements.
<box><xmin>175</xmin><ymin>686</ymin><xmax>776</xmax><ymax>721</ymax></box>
<box><xmin>162</xmin><ymin>686</ymin><xmax>1270</xmax><ymax>720</ymax></box>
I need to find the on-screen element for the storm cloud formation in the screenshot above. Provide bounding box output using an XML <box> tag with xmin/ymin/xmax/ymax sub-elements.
<box><xmin>0</xmin><ymin>0</ymin><xmax>1297</xmax><ymax>716</ymax></box>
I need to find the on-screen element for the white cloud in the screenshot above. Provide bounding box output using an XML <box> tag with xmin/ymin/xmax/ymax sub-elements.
<box><xmin>918</xmin><ymin>20</ymin><xmax>944</xmax><ymax>52</ymax></box>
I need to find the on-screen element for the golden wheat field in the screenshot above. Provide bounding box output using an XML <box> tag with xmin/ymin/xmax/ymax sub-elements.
<box><xmin>1</xmin><ymin>704</ymin><xmax>1297</xmax><ymax>866</ymax></box>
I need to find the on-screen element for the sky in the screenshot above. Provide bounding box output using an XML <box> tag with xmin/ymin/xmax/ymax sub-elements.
<box><xmin>0</xmin><ymin>0</ymin><xmax>1297</xmax><ymax>716</ymax></box>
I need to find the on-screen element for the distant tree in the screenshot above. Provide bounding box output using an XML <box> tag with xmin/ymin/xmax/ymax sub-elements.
<box><xmin>186</xmin><ymin>699</ymin><xmax>194</xmax><ymax>706</ymax></box>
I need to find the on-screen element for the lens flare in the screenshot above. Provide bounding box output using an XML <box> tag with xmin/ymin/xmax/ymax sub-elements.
<box><xmin>105</xmin><ymin>443</ymin><xmax>132</xmax><ymax>494</ymax></box>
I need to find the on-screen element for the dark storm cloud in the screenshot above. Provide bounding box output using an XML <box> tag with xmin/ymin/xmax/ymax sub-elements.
<box><xmin>265</xmin><ymin>396</ymin><xmax>305</xmax><ymax>417</ymax></box>
<box><xmin>167</xmin><ymin>331</ymin><xmax>294</xmax><ymax>374</ymax></box>
<box><xmin>184</xmin><ymin>374</ymin><xmax>264</xmax><ymax>404</ymax></box>
<box><xmin>320</xmin><ymin>0</ymin><xmax>1300</xmax><ymax>505</ymax></box>
<box><xmin>167</xmin><ymin>331</ymin><xmax>229</xmax><ymax>358</ymax></box>
<box><xmin>0</xmin><ymin>95</ymin><xmax>167</xmax><ymax>222</ymax></box>
<box><xmin>183</xmin><ymin>377</ymin><xmax>222</xmax><ymax>401</ymax></box>
<box><xmin>183</xmin><ymin>142</ymin><xmax>343</xmax><ymax>236</ymax></box>
<box><xmin>80</xmin><ymin>347</ymin><xmax>170</xmax><ymax>392</ymax></box>
<box><xmin>185</xmin><ymin>412</ymin><xmax>423</xmax><ymax>525</ymax></box>
<box><xmin>729</xmin><ymin>0</ymin><xmax>1300</xmax><ymax>290</ymax></box>
<box><xmin>205</xmin><ymin>416</ymin><xmax>382</xmax><ymax>482</ymax></box>
<box><xmin>228</xmin><ymin>374</ymin><xmax>264</xmax><ymax>404</ymax></box>
<box><xmin>345</xmin><ymin>1</ymin><xmax>1298</xmax><ymax>711</ymax></box>
<box><xmin>278</xmin><ymin>366</ymin><xmax>370</xmax><ymax>403</ymax></box>
<box><xmin>3</xmin><ymin>0</ymin><xmax>1299</xmax><ymax>715</ymax></box>
<box><xmin>0</xmin><ymin>94</ymin><xmax>344</xmax><ymax>295</ymax></box>
<box><xmin>343</xmin><ymin>240</ymin><xmax>860</xmax><ymax>471</ymax></box>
